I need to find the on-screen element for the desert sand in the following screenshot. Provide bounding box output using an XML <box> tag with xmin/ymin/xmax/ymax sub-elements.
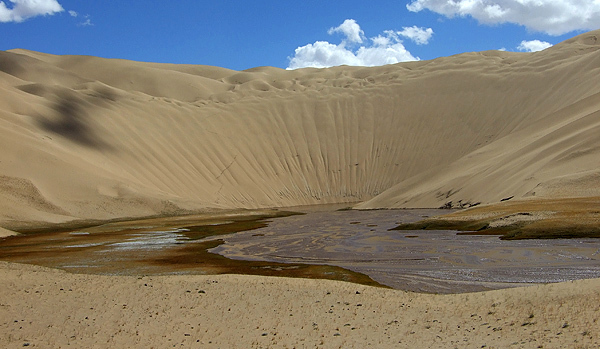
<box><xmin>1</xmin><ymin>29</ymin><xmax>600</xmax><ymax>347</ymax></box>
<box><xmin>0</xmin><ymin>261</ymin><xmax>598</xmax><ymax>348</ymax></box>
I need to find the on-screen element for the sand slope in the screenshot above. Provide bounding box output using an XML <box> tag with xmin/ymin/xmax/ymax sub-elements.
<box><xmin>1</xmin><ymin>31</ymin><xmax>600</xmax><ymax>225</ymax></box>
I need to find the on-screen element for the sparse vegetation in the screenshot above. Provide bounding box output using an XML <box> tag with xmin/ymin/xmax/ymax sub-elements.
<box><xmin>392</xmin><ymin>197</ymin><xmax>600</xmax><ymax>240</ymax></box>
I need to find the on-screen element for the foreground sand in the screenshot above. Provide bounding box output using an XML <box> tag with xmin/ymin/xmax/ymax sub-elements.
<box><xmin>0</xmin><ymin>261</ymin><xmax>598</xmax><ymax>348</ymax></box>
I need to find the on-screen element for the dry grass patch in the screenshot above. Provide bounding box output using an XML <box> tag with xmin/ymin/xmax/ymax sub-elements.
<box><xmin>392</xmin><ymin>197</ymin><xmax>600</xmax><ymax>239</ymax></box>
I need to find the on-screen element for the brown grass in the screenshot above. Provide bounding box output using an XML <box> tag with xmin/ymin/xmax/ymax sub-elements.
<box><xmin>392</xmin><ymin>197</ymin><xmax>600</xmax><ymax>240</ymax></box>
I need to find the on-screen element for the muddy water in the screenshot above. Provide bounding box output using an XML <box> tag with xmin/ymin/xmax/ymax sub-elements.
<box><xmin>0</xmin><ymin>210</ymin><xmax>383</xmax><ymax>288</ymax></box>
<box><xmin>209</xmin><ymin>208</ymin><xmax>600</xmax><ymax>293</ymax></box>
<box><xmin>1</xmin><ymin>207</ymin><xmax>599</xmax><ymax>293</ymax></box>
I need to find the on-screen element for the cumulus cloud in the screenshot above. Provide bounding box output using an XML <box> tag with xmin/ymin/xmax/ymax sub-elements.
<box><xmin>0</xmin><ymin>0</ymin><xmax>63</xmax><ymax>23</ymax></box>
<box><xmin>68</xmin><ymin>9</ymin><xmax>76</xmax><ymax>17</ymax></box>
<box><xmin>517</xmin><ymin>39</ymin><xmax>553</xmax><ymax>52</ymax></box>
<box><xmin>328</xmin><ymin>19</ymin><xmax>365</xmax><ymax>44</ymax></box>
<box><xmin>288</xmin><ymin>20</ymin><xmax>433</xmax><ymax>69</ymax></box>
<box><xmin>406</xmin><ymin>0</ymin><xmax>600</xmax><ymax>36</ymax></box>
<box><xmin>397</xmin><ymin>26</ymin><xmax>434</xmax><ymax>45</ymax></box>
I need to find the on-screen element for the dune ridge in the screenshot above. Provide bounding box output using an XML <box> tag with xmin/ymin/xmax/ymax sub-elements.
<box><xmin>0</xmin><ymin>31</ymin><xmax>599</xmax><ymax>227</ymax></box>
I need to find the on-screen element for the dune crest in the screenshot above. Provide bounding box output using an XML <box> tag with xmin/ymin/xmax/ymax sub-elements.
<box><xmin>1</xmin><ymin>30</ymin><xmax>600</xmax><ymax>225</ymax></box>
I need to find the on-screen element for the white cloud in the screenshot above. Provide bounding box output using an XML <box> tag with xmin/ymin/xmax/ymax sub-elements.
<box><xmin>407</xmin><ymin>0</ymin><xmax>600</xmax><ymax>35</ymax></box>
<box><xmin>397</xmin><ymin>26</ymin><xmax>434</xmax><ymax>45</ymax></box>
<box><xmin>517</xmin><ymin>39</ymin><xmax>552</xmax><ymax>52</ymax></box>
<box><xmin>68</xmin><ymin>9</ymin><xmax>76</xmax><ymax>17</ymax></box>
<box><xmin>0</xmin><ymin>0</ymin><xmax>63</xmax><ymax>23</ymax></box>
<box><xmin>327</xmin><ymin>19</ymin><xmax>364</xmax><ymax>44</ymax></box>
<box><xmin>77</xmin><ymin>14</ymin><xmax>92</xmax><ymax>26</ymax></box>
<box><xmin>288</xmin><ymin>20</ymin><xmax>432</xmax><ymax>69</ymax></box>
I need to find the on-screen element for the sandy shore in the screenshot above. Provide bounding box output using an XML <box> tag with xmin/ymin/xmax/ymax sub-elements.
<box><xmin>0</xmin><ymin>261</ymin><xmax>598</xmax><ymax>348</ymax></box>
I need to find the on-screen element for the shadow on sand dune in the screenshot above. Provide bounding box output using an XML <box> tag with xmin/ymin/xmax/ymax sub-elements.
<box><xmin>37</xmin><ymin>92</ymin><xmax>112</xmax><ymax>150</ymax></box>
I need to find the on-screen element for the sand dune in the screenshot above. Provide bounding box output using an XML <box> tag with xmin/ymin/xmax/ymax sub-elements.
<box><xmin>357</xmin><ymin>90</ymin><xmax>600</xmax><ymax>209</ymax></box>
<box><xmin>0</xmin><ymin>30</ymin><xmax>599</xmax><ymax>227</ymax></box>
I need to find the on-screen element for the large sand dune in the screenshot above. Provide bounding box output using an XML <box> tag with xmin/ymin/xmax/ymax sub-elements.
<box><xmin>1</xmin><ymin>31</ymin><xmax>600</xmax><ymax>226</ymax></box>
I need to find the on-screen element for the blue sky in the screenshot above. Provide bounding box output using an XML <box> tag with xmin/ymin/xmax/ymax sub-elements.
<box><xmin>1</xmin><ymin>1</ymin><xmax>599</xmax><ymax>70</ymax></box>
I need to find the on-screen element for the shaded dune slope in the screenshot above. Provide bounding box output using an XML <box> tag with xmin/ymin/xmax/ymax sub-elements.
<box><xmin>1</xmin><ymin>31</ymin><xmax>599</xmax><ymax>226</ymax></box>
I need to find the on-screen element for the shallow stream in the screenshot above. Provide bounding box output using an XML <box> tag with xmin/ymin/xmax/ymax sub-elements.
<box><xmin>209</xmin><ymin>207</ymin><xmax>600</xmax><ymax>293</ymax></box>
<box><xmin>1</xmin><ymin>206</ymin><xmax>599</xmax><ymax>293</ymax></box>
